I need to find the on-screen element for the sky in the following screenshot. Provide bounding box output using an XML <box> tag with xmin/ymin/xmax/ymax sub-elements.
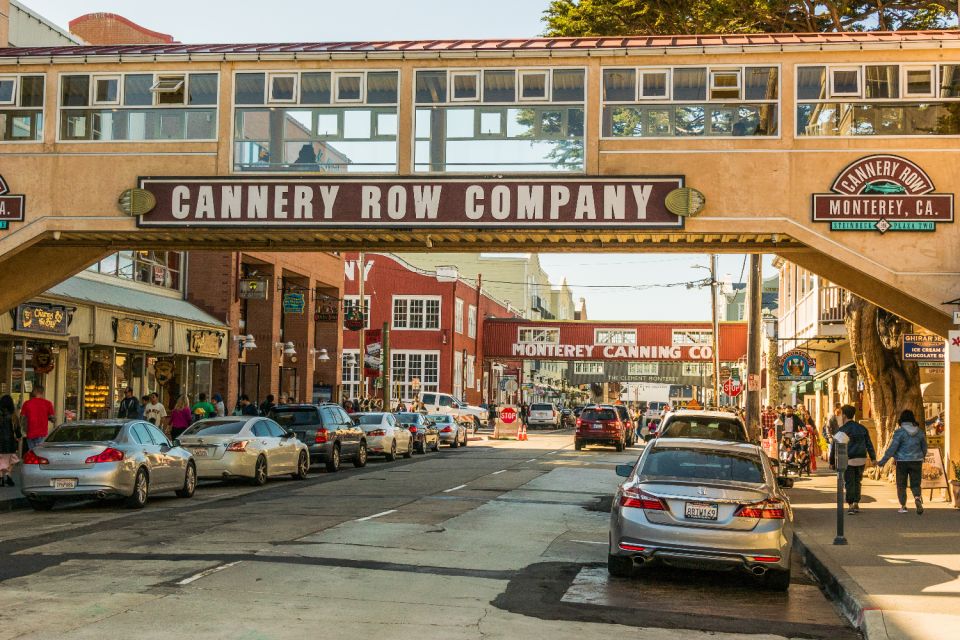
<box><xmin>21</xmin><ymin>0</ymin><xmax>778</xmax><ymax>321</ymax></box>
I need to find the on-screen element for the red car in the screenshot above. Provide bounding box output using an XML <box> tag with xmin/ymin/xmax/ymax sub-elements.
<box><xmin>575</xmin><ymin>406</ymin><xmax>626</xmax><ymax>451</ymax></box>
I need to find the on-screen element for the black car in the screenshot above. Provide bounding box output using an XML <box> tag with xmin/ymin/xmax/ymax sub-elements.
<box><xmin>269</xmin><ymin>403</ymin><xmax>367</xmax><ymax>472</ymax></box>
<box><xmin>395</xmin><ymin>412</ymin><xmax>440</xmax><ymax>453</ymax></box>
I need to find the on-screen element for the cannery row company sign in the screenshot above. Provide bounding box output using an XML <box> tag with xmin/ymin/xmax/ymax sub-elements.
<box><xmin>134</xmin><ymin>177</ymin><xmax>686</xmax><ymax>229</ymax></box>
<box><xmin>510</xmin><ymin>342</ymin><xmax>716</xmax><ymax>361</ymax></box>
<box><xmin>812</xmin><ymin>155</ymin><xmax>953</xmax><ymax>233</ymax></box>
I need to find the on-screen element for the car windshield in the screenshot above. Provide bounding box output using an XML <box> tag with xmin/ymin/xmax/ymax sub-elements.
<box><xmin>641</xmin><ymin>448</ymin><xmax>765</xmax><ymax>484</ymax></box>
<box><xmin>396</xmin><ymin>413</ymin><xmax>420</xmax><ymax>423</ymax></box>
<box><xmin>660</xmin><ymin>418</ymin><xmax>746</xmax><ymax>442</ymax></box>
<box><xmin>429</xmin><ymin>414</ymin><xmax>453</xmax><ymax>423</ymax></box>
<box><xmin>531</xmin><ymin>404</ymin><xmax>552</xmax><ymax>411</ymax></box>
<box><xmin>45</xmin><ymin>424</ymin><xmax>122</xmax><ymax>443</ymax></box>
<box><xmin>354</xmin><ymin>414</ymin><xmax>385</xmax><ymax>425</ymax></box>
<box><xmin>270</xmin><ymin>409</ymin><xmax>319</xmax><ymax>426</ymax></box>
<box><xmin>582</xmin><ymin>409</ymin><xmax>617</xmax><ymax>421</ymax></box>
<box><xmin>182</xmin><ymin>420</ymin><xmax>246</xmax><ymax>436</ymax></box>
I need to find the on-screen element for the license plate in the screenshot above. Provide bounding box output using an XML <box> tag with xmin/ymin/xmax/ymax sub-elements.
<box><xmin>591</xmin><ymin>424</ymin><xmax>602</xmax><ymax>430</ymax></box>
<box><xmin>191</xmin><ymin>448</ymin><xmax>208</xmax><ymax>457</ymax></box>
<box><xmin>51</xmin><ymin>478</ymin><xmax>77</xmax><ymax>490</ymax></box>
<box><xmin>685</xmin><ymin>502</ymin><xmax>719</xmax><ymax>520</ymax></box>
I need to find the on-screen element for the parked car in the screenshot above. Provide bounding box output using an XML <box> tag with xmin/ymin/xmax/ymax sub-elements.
<box><xmin>656</xmin><ymin>410</ymin><xmax>750</xmax><ymax>443</ymax></box>
<box><xmin>528</xmin><ymin>402</ymin><xmax>560</xmax><ymax>429</ymax></box>
<box><xmin>560</xmin><ymin>408</ymin><xmax>576</xmax><ymax>427</ymax></box>
<box><xmin>178</xmin><ymin>417</ymin><xmax>310</xmax><ymax>485</ymax></box>
<box><xmin>575</xmin><ymin>406</ymin><xmax>626</xmax><ymax>451</ymax></box>
<box><xmin>352</xmin><ymin>412</ymin><xmax>414</xmax><ymax>460</ymax></box>
<box><xmin>603</xmin><ymin>404</ymin><xmax>636</xmax><ymax>447</ymax></box>
<box><xmin>609</xmin><ymin>438</ymin><xmax>794</xmax><ymax>591</ymax></box>
<box><xmin>429</xmin><ymin>413</ymin><xmax>469</xmax><ymax>448</ymax></box>
<box><xmin>395</xmin><ymin>412</ymin><xmax>440</xmax><ymax>453</ymax></box>
<box><xmin>21</xmin><ymin>419</ymin><xmax>196</xmax><ymax>511</ymax></box>
<box><xmin>269</xmin><ymin>403</ymin><xmax>367</xmax><ymax>472</ymax></box>
<box><xmin>419</xmin><ymin>392</ymin><xmax>486</xmax><ymax>430</ymax></box>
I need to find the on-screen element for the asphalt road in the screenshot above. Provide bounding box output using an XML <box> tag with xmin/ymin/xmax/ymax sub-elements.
<box><xmin>0</xmin><ymin>432</ymin><xmax>858</xmax><ymax>639</ymax></box>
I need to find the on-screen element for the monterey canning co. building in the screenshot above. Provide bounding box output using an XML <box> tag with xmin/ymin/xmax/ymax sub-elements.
<box><xmin>1</xmin><ymin>31</ymin><xmax>960</xmax><ymax>459</ymax></box>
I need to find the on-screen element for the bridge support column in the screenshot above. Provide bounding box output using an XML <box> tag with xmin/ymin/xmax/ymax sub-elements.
<box><xmin>0</xmin><ymin>245</ymin><xmax>106</xmax><ymax>313</ymax></box>
<box><xmin>945</xmin><ymin>358</ymin><xmax>960</xmax><ymax>490</ymax></box>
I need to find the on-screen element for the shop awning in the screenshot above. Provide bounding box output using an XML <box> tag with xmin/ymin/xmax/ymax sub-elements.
<box><xmin>813</xmin><ymin>362</ymin><xmax>857</xmax><ymax>382</ymax></box>
<box><xmin>46</xmin><ymin>276</ymin><xmax>227</xmax><ymax>328</ymax></box>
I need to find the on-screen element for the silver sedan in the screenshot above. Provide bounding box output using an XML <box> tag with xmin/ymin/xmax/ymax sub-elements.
<box><xmin>428</xmin><ymin>413</ymin><xmax>468</xmax><ymax>448</ymax></box>
<box><xmin>178</xmin><ymin>417</ymin><xmax>310</xmax><ymax>484</ymax></box>
<box><xmin>352</xmin><ymin>412</ymin><xmax>413</xmax><ymax>460</ymax></box>
<box><xmin>21</xmin><ymin>419</ymin><xmax>196</xmax><ymax>510</ymax></box>
<box><xmin>609</xmin><ymin>438</ymin><xmax>795</xmax><ymax>591</ymax></box>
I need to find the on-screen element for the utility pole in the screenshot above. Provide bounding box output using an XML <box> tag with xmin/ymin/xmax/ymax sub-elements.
<box><xmin>357</xmin><ymin>251</ymin><xmax>366</xmax><ymax>400</ymax></box>
<box><xmin>745</xmin><ymin>254</ymin><xmax>763</xmax><ymax>441</ymax></box>
<box><xmin>382</xmin><ymin>320</ymin><xmax>390</xmax><ymax>410</ymax></box>
<box><xmin>710</xmin><ymin>254</ymin><xmax>721</xmax><ymax>407</ymax></box>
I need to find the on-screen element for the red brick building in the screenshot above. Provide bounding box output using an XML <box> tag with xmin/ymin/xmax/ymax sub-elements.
<box><xmin>68</xmin><ymin>13</ymin><xmax>175</xmax><ymax>45</ymax></box>
<box><xmin>342</xmin><ymin>253</ymin><xmax>517</xmax><ymax>405</ymax></box>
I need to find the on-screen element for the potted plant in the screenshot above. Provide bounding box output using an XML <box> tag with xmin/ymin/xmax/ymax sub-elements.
<box><xmin>951</xmin><ymin>461</ymin><xmax>960</xmax><ymax>509</ymax></box>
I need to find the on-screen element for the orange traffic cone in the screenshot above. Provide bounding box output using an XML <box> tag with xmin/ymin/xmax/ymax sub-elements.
<box><xmin>518</xmin><ymin>423</ymin><xmax>527</xmax><ymax>441</ymax></box>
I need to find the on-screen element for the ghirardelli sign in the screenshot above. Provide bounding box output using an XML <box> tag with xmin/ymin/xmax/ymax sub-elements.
<box><xmin>812</xmin><ymin>155</ymin><xmax>953</xmax><ymax>233</ymax></box>
<box><xmin>135</xmin><ymin>177</ymin><xmax>685</xmax><ymax>229</ymax></box>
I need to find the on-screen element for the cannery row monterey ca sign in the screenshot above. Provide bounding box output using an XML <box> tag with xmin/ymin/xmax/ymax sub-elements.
<box><xmin>133</xmin><ymin>177</ymin><xmax>691</xmax><ymax>228</ymax></box>
<box><xmin>812</xmin><ymin>155</ymin><xmax>953</xmax><ymax>234</ymax></box>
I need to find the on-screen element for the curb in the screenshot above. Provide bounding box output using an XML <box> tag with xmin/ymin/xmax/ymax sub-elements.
<box><xmin>795</xmin><ymin>530</ymin><xmax>887</xmax><ymax>639</ymax></box>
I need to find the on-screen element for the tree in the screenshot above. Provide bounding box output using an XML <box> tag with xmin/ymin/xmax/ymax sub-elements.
<box><xmin>542</xmin><ymin>1</ymin><xmax>957</xmax><ymax>36</ymax></box>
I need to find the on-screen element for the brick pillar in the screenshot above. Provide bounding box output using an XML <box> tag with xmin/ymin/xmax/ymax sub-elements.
<box><xmin>280</xmin><ymin>275</ymin><xmax>312</xmax><ymax>403</ymax></box>
<box><xmin>246</xmin><ymin>266</ymin><xmax>280</xmax><ymax>402</ymax></box>
<box><xmin>314</xmin><ymin>285</ymin><xmax>342</xmax><ymax>399</ymax></box>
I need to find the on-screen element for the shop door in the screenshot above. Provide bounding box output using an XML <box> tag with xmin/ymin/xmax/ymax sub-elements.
<box><xmin>279</xmin><ymin>367</ymin><xmax>298</xmax><ymax>403</ymax></box>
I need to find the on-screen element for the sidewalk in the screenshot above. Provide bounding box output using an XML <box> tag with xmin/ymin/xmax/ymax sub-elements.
<box><xmin>791</xmin><ymin>468</ymin><xmax>960</xmax><ymax>640</ymax></box>
<box><xmin>0</xmin><ymin>466</ymin><xmax>26</xmax><ymax>511</ymax></box>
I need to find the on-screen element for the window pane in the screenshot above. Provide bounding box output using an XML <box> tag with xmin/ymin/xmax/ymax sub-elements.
<box><xmin>271</xmin><ymin>75</ymin><xmax>295</xmax><ymax>101</ymax></box>
<box><xmin>0</xmin><ymin>79</ymin><xmax>14</xmax><ymax>103</ymax></box>
<box><xmin>94</xmin><ymin>78</ymin><xmax>118</xmax><ymax>103</ymax></box>
<box><xmin>123</xmin><ymin>74</ymin><xmax>152</xmax><ymax>106</ymax></box>
<box><xmin>452</xmin><ymin>73</ymin><xmax>478</xmax><ymax>100</ymax></box>
<box><xmin>797</xmin><ymin>66</ymin><xmax>826</xmax><ymax>100</ymax></box>
<box><xmin>337</xmin><ymin>75</ymin><xmax>362</xmax><ymax>101</ymax></box>
<box><xmin>189</xmin><ymin>73</ymin><xmax>218</xmax><ymax>105</ymax></box>
<box><xmin>939</xmin><ymin>65</ymin><xmax>960</xmax><ymax>98</ymax></box>
<box><xmin>416</xmin><ymin>71</ymin><xmax>447</xmax><ymax>103</ymax></box>
<box><xmin>832</xmin><ymin>69</ymin><xmax>860</xmax><ymax>96</ymax></box>
<box><xmin>673</xmin><ymin>68</ymin><xmax>706</xmax><ymax>101</ymax></box>
<box><xmin>744</xmin><ymin>67</ymin><xmax>777</xmax><ymax>100</ymax></box>
<box><xmin>603</xmin><ymin>68</ymin><xmax>635</xmax><ymax>101</ymax></box>
<box><xmin>19</xmin><ymin>76</ymin><xmax>44</xmax><ymax>107</ymax></box>
<box><xmin>301</xmin><ymin>72</ymin><xmax>331</xmax><ymax>104</ymax></box>
<box><xmin>61</xmin><ymin>75</ymin><xmax>90</xmax><ymax>106</ymax></box>
<box><xmin>552</xmin><ymin>69</ymin><xmax>584</xmax><ymax>102</ymax></box>
<box><xmin>367</xmin><ymin>71</ymin><xmax>398</xmax><ymax>104</ymax></box>
<box><xmin>235</xmin><ymin>73</ymin><xmax>265</xmax><ymax>105</ymax></box>
<box><xmin>521</xmin><ymin>72</ymin><xmax>547</xmax><ymax>99</ymax></box>
<box><xmin>483</xmin><ymin>70</ymin><xmax>515</xmax><ymax>103</ymax></box>
<box><xmin>641</xmin><ymin>72</ymin><xmax>667</xmax><ymax>98</ymax></box>
<box><xmin>906</xmin><ymin>68</ymin><xmax>933</xmax><ymax>95</ymax></box>
<box><xmin>865</xmin><ymin>65</ymin><xmax>898</xmax><ymax>99</ymax></box>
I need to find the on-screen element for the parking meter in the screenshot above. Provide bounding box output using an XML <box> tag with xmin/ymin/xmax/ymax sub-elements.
<box><xmin>832</xmin><ymin>432</ymin><xmax>849</xmax><ymax>545</ymax></box>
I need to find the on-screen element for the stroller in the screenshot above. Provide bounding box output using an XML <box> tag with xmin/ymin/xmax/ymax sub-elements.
<box><xmin>779</xmin><ymin>432</ymin><xmax>811</xmax><ymax>477</ymax></box>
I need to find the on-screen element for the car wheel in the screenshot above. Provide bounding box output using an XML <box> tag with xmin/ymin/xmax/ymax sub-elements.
<box><xmin>762</xmin><ymin>568</ymin><xmax>791</xmax><ymax>592</ymax></box>
<box><xmin>353</xmin><ymin>441</ymin><xmax>368</xmax><ymax>468</ymax></box>
<box><xmin>403</xmin><ymin>437</ymin><xmax>413</xmax><ymax>459</ymax></box>
<box><xmin>28</xmin><ymin>497</ymin><xmax>55</xmax><ymax>511</ymax></box>
<box><xmin>385</xmin><ymin>440</ymin><xmax>397</xmax><ymax>461</ymax></box>
<box><xmin>615</xmin><ymin>440</ymin><xmax>624</xmax><ymax>452</ymax></box>
<box><xmin>252</xmin><ymin>456</ymin><xmax>268</xmax><ymax>486</ymax></box>
<box><xmin>575</xmin><ymin>441</ymin><xmax>582</xmax><ymax>451</ymax></box>
<box><xmin>449</xmin><ymin>433</ymin><xmax>459</xmax><ymax>448</ymax></box>
<box><xmin>176</xmin><ymin>463</ymin><xmax>197</xmax><ymax>498</ymax></box>
<box><xmin>473</xmin><ymin>417</ymin><xmax>480</xmax><ymax>433</ymax></box>
<box><xmin>431</xmin><ymin>438</ymin><xmax>440</xmax><ymax>452</ymax></box>
<box><xmin>126</xmin><ymin>468</ymin><xmax>149</xmax><ymax>509</ymax></box>
<box><xmin>325</xmin><ymin>445</ymin><xmax>341</xmax><ymax>473</ymax></box>
<box><xmin>607</xmin><ymin>554</ymin><xmax>634</xmax><ymax>578</ymax></box>
<box><xmin>292</xmin><ymin>451</ymin><xmax>309</xmax><ymax>480</ymax></box>
<box><xmin>461</xmin><ymin>429</ymin><xmax>468</xmax><ymax>446</ymax></box>
<box><xmin>415</xmin><ymin>436</ymin><xmax>425</xmax><ymax>454</ymax></box>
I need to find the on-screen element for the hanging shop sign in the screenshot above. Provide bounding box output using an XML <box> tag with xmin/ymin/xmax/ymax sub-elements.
<box><xmin>188</xmin><ymin>329</ymin><xmax>225</xmax><ymax>357</ymax></box>
<box><xmin>153</xmin><ymin>359</ymin><xmax>176</xmax><ymax>385</ymax></box>
<box><xmin>282</xmin><ymin>292</ymin><xmax>306</xmax><ymax>314</ymax></box>
<box><xmin>343</xmin><ymin>302</ymin><xmax>366</xmax><ymax>331</ymax></box>
<box><xmin>113</xmin><ymin>317</ymin><xmax>160</xmax><ymax>347</ymax></box>
<box><xmin>778</xmin><ymin>350</ymin><xmax>817</xmax><ymax>381</ymax></box>
<box><xmin>364</xmin><ymin>329</ymin><xmax>382</xmax><ymax>378</ymax></box>
<box><xmin>902</xmin><ymin>333</ymin><xmax>945</xmax><ymax>367</ymax></box>
<box><xmin>134</xmin><ymin>177</ymin><xmax>686</xmax><ymax>229</ymax></box>
<box><xmin>314</xmin><ymin>294</ymin><xmax>339</xmax><ymax>323</ymax></box>
<box><xmin>239</xmin><ymin>276</ymin><xmax>269</xmax><ymax>300</ymax></box>
<box><xmin>812</xmin><ymin>155</ymin><xmax>953</xmax><ymax>233</ymax></box>
<box><xmin>14</xmin><ymin>302</ymin><xmax>69</xmax><ymax>335</ymax></box>
<box><xmin>32</xmin><ymin>345</ymin><xmax>56</xmax><ymax>374</ymax></box>
<box><xmin>0</xmin><ymin>174</ymin><xmax>25</xmax><ymax>230</ymax></box>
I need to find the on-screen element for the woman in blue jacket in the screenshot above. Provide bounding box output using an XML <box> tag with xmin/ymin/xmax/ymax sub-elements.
<box><xmin>877</xmin><ymin>410</ymin><xmax>928</xmax><ymax>515</ymax></box>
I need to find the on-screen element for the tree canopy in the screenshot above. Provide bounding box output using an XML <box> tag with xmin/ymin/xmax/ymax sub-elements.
<box><xmin>542</xmin><ymin>1</ymin><xmax>958</xmax><ymax>36</ymax></box>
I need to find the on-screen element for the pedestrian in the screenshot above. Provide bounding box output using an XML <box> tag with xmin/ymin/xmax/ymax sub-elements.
<box><xmin>20</xmin><ymin>385</ymin><xmax>55</xmax><ymax>450</ymax></box>
<box><xmin>286</xmin><ymin>396</ymin><xmax>296</xmax><ymax>405</ymax></box>
<box><xmin>395</xmin><ymin>399</ymin><xmax>407</xmax><ymax>412</ymax></box>
<box><xmin>0</xmin><ymin>394</ymin><xmax>22</xmax><ymax>487</ymax></box>
<box><xmin>804</xmin><ymin>414</ymin><xmax>819</xmax><ymax>472</ymax></box>
<box><xmin>239</xmin><ymin>394</ymin><xmax>259</xmax><ymax>416</ymax></box>
<box><xmin>259</xmin><ymin>394</ymin><xmax>276</xmax><ymax>417</ymax></box>
<box><xmin>351</xmin><ymin>398</ymin><xmax>360</xmax><ymax>413</ymax></box>
<box><xmin>761</xmin><ymin>405</ymin><xmax>777</xmax><ymax>439</ymax></box>
<box><xmin>169</xmin><ymin>395</ymin><xmax>193</xmax><ymax>439</ymax></box>
<box><xmin>829</xmin><ymin>404</ymin><xmax>877</xmax><ymax>515</ymax></box>
<box><xmin>192</xmin><ymin>393</ymin><xmax>216</xmax><ymax>420</ymax></box>
<box><xmin>140</xmin><ymin>395</ymin><xmax>150</xmax><ymax>419</ymax></box>
<box><xmin>116</xmin><ymin>387</ymin><xmax>140</xmax><ymax>419</ymax></box>
<box><xmin>777</xmin><ymin>405</ymin><xmax>799</xmax><ymax>439</ymax></box>
<box><xmin>212</xmin><ymin>393</ymin><xmax>226</xmax><ymax>417</ymax></box>
<box><xmin>143</xmin><ymin>392</ymin><xmax>167</xmax><ymax>427</ymax></box>
<box><xmin>877</xmin><ymin>409</ymin><xmax>928</xmax><ymax>514</ymax></box>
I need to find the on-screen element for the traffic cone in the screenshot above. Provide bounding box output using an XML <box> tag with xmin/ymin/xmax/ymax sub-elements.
<box><xmin>518</xmin><ymin>423</ymin><xmax>527</xmax><ymax>441</ymax></box>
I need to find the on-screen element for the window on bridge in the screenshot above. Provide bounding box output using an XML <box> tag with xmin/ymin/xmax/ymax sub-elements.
<box><xmin>0</xmin><ymin>74</ymin><xmax>44</xmax><ymax>141</ymax></box>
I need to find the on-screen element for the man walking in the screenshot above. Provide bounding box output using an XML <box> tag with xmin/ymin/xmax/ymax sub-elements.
<box><xmin>777</xmin><ymin>405</ymin><xmax>799</xmax><ymax>439</ymax></box>
<box><xmin>117</xmin><ymin>387</ymin><xmax>140</xmax><ymax>419</ymax></box>
<box><xmin>761</xmin><ymin>405</ymin><xmax>777</xmax><ymax>439</ymax></box>
<box><xmin>829</xmin><ymin>404</ymin><xmax>876</xmax><ymax>515</ymax></box>
<box><xmin>877</xmin><ymin>410</ymin><xmax>928</xmax><ymax>514</ymax></box>
<box><xmin>20</xmin><ymin>386</ymin><xmax>55</xmax><ymax>450</ymax></box>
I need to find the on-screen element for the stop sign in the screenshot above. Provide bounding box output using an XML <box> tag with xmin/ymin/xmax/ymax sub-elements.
<box><xmin>722</xmin><ymin>378</ymin><xmax>743</xmax><ymax>397</ymax></box>
<box><xmin>500</xmin><ymin>407</ymin><xmax>518</xmax><ymax>424</ymax></box>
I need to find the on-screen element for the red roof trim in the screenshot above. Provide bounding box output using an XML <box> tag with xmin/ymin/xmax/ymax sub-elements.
<box><xmin>68</xmin><ymin>13</ymin><xmax>176</xmax><ymax>44</ymax></box>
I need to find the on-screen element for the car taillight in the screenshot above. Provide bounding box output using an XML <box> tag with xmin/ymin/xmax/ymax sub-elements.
<box><xmin>439</xmin><ymin>426</ymin><xmax>453</xmax><ymax>433</ymax></box>
<box><xmin>747</xmin><ymin>556</ymin><xmax>782</xmax><ymax>563</ymax></box>
<box><xmin>85</xmin><ymin>447</ymin><xmax>124</xmax><ymax>464</ymax></box>
<box><xmin>575</xmin><ymin>418</ymin><xmax>582</xmax><ymax>427</ymax></box>
<box><xmin>613</xmin><ymin>421</ymin><xmax>622</xmax><ymax>429</ymax></box>
<box><xmin>735</xmin><ymin>499</ymin><xmax>786</xmax><ymax>519</ymax></box>
<box><xmin>314</xmin><ymin>429</ymin><xmax>328</xmax><ymax>444</ymax></box>
<box><xmin>367</xmin><ymin>429</ymin><xmax>386</xmax><ymax>436</ymax></box>
<box><xmin>408</xmin><ymin>425</ymin><xmax>418</xmax><ymax>433</ymax></box>
<box><xmin>619</xmin><ymin>487</ymin><xmax>666</xmax><ymax>511</ymax></box>
<box><xmin>226</xmin><ymin>440</ymin><xmax>249</xmax><ymax>452</ymax></box>
<box><xmin>23</xmin><ymin>450</ymin><xmax>49</xmax><ymax>465</ymax></box>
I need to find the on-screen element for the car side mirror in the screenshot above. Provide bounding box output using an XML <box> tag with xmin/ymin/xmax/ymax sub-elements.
<box><xmin>171</xmin><ymin>439</ymin><xmax>181</xmax><ymax>448</ymax></box>
<box><xmin>282</xmin><ymin>431</ymin><xmax>295</xmax><ymax>439</ymax></box>
<box><xmin>776</xmin><ymin>476</ymin><xmax>794</xmax><ymax>489</ymax></box>
<box><xmin>615</xmin><ymin>464</ymin><xmax>633</xmax><ymax>478</ymax></box>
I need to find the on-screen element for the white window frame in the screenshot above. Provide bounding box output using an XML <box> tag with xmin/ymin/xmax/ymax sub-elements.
<box><xmin>455</xmin><ymin>298</ymin><xmax>464</xmax><ymax>334</ymax></box>
<box><xmin>151</xmin><ymin>74</ymin><xmax>187</xmax><ymax>105</ymax></box>
<box><xmin>638</xmin><ymin>68</ymin><xmax>670</xmax><ymax>100</ymax></box>
<box><xmin>517</xmin><ymin>327</ymin><xmax>560</xmax><ymax>344</ymax></box>
<box><xmin>390</xmin><ymin>350</ymin><xmax>441</xmax><ymax>400</ymax></box>
<box><xmin>594</xmin><ymin>329</ymin><xmax>637</xmax><ymax>345</ymax></box>
<box><xmin>519</xmin><ymin>69</ymin><xmax>550</xmax><ymax>102</ymax></box>
<box><xmin>628</xmin><ymin>362</ymin><xmax>659</xmax><ymax>376</ymax></box>
<box><xmin>453</xmin><ymin>352</ymin><xmax>464</xmax><ymax>399</ymax></box>
<box><xmin>709</xmin><ymin>69</ymin><xmax>742</xmax><ymax>100</ymax></box>
<box><xmin>334</xmin><ymin>72</ymin><xmax>364</xmax><ymax>104</ymax></box>
<box><xmin>573</xmin><ymin>361</ymin><xmax>604</xmax><ymax>375</ymax></box>
<box><xmin>343</xmin><ymin>295</ymin><xmax>371</xmax><ymax>330</ymax></box>
<box><xmin>467</xmin><ymin>305</ymin><xmax>477</xmax><ymax>339</ymax></box>
<box><xmin>0</xmin><ymin>76</ymin><xmax>18</xmax><ymax>105</ymax></box>
<box><xmin>92</xmin><ymin>75</ymin><xmax>121</xmax><ymax>106</ymax></box>
<box><xmin>902</xmin><ymin>65</ymin><xmax>936</xmax><ymax>98</ymax></box>
<box><xmin>392</xmin><ymin>295</ymin><xmax>442</xmax><ymax>331</ymax></box>
<box><xmin>466</xmin><ymin>355</ymin><xmax>475</xmax><ymax>392</ymax></box>
<box><xmin>268</xmin><ymin>73</ymin><xmax>298</xmax><ymax>104</ymax></box>
<box><xmin>342</xmin><ymin>349</ymin><xmax>362</xmax><ymax>401</ymax></box>
<box><xmin>450</xmin><ymin>70</ymin><xmax>481</xmax><ymax>102</ymax></box>
<box><xmin>672</xmin><ymin>329</ymin><xmax>713</xmax><ymax>346</ymax></box>
<box><xmin>829</xmin><ymin>66</ymin><xmax>862</xmax><ymax>98</ymax></box>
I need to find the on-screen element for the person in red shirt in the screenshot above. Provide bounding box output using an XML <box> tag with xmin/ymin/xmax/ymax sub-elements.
<box><xmin>20</xmin><ymin>385</ymin><xmax>55</xmax><ymax>450</ymax></box>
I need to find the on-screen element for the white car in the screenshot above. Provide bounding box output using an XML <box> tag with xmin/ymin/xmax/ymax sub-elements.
<box><xmin>178</xmin><ymin>417</ymin><xmax>310</xmax><ymax>485</ymax></box>
<box><xmin>419</xmin><ymin>392</ymin><xmax>486</xmax><ymax>429</ymax></box>
<box><xmin>352</xmin><ymin>412</ymin><xmax>414</xmax><ymax>460</ymax></box>
<box><xmin>528</xmin><ymin>402</ymin><xmax>560</xmax><ymax>429</ymax></box>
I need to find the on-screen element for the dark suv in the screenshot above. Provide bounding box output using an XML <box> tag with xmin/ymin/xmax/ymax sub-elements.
<box><xmin>575</xmin><ymin>406</ymin><xmax>626</xmax><ymax>451</ymax></box>
<box><xmin>604</xmin><ymin>404</ymin><xmax>636</xmax><ymax>447</ymax></box>
<box><xmin>269</xmin><ymin>403</ymin><xmax>367</xmax><ymax>472</ymax></box>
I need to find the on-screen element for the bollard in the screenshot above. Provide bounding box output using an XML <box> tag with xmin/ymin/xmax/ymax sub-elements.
<box><xmin>832</xmin><ymin>431</ymin><xmax>849</xmax><ymax>546</ymax></box>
